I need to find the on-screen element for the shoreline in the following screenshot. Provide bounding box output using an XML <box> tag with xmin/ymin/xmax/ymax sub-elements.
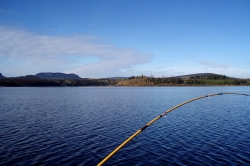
<box><xmin>0</xmin><ymin>85</ymin><xmax>249</xmax><ymax>87</ymax></box>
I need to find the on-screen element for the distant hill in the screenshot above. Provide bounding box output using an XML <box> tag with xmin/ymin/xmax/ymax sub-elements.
<box><xmin>174</xmin><ymin>73</ymin><xmax>214</xmax><ymax>78</ymax></box>
<box><xmin>117</xmin><ymin>73</ymin><xmax>249</xmax><ymax>86</ymax></box>
<box><xmin>0</xmin><ymin>73</ymin><xmax>5</xmax><ymax>79</ymax></box>
<box><xmin>35</xmin><ymin>72</ymin><xmax>81</xmax><ymax>79</ymax></box>
<box><xmin>172</xmin><ymin>73</ymin><xmax>230</xmax><ymax>80</ymax></box>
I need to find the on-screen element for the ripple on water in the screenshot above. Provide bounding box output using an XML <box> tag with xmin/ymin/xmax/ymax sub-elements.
<box><xmin>0</xmin><ymin>87</ymin><xmax>250</xmax><ymax>165</ymax></box>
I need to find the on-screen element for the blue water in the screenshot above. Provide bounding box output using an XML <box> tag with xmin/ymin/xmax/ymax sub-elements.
<box><xmin>0</xmin><ymin>87</ymin><xmax>250</xmax><ymax>165</ymax></box>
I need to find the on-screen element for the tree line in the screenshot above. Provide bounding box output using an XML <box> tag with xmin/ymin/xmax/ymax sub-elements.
<box><xmin>0</xmin><ymin>78</ymin><xmax>118</xmax><ymax>87</ymax></box>
<box><xmin>126</xmin><ymin>74</ymin><xmax>248</xmax><ymax>86</ymax></box>
<box><xmin>0</xmin><ymin>74</ymin><xmax>248</xmax><ymax>87</ymax></box>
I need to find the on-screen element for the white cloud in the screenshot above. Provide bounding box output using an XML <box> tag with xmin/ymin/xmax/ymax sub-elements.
<box><xmin>0</xmin><ymin>26</ymin><xmax>151</xmax><ymax>77</ymax></box>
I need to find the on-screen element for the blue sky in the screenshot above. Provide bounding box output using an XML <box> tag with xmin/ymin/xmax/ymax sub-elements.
<box><xmin>0</xmin><ymin>0</ymin><xmax>249</xmax><ymax>78</ymax></box>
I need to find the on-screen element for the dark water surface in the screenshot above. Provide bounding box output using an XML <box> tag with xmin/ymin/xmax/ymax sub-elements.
<box><xmin>0</xmin><ymin>87</ymin><xmax>250</xmax><ymax>165</ymax></box>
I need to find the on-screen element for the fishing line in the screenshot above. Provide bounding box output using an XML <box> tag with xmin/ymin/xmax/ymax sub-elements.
<box><xmin>97</xmin><ymin>92</ymin><xmax>249</xmax><ymax>166</ymax></box>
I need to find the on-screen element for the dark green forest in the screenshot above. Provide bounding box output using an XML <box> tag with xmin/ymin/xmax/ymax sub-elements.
<box><xmin>0</xmin><ymin>78</ymin><xmax>118</xmax><ymax>87</ymax></box>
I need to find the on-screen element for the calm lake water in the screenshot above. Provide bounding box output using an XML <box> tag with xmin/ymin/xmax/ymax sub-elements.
<box><xmin>0</xmin><ymin>87</ymin><xmax>250</xmax><ymax>165</ymax></box>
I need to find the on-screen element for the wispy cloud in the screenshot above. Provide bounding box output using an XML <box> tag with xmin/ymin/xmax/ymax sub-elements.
<box><xmin>0</xmin><ymin>26</ymin><xmax>151</xmax><ymax>77</ymax></box>
<box><xmin>197</xmin><ymin>61</ymin><xmax>250</xmax><ymax>78</ymax></box>
<box><xmin>199</xmin><ymin>61</ymin><xmax>229</xmax><ymax>69</ymax></box>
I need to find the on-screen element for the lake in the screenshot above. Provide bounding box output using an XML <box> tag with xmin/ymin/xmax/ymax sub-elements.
<box><xmin>0</xmin><ymin>87</ymin><xmax>250</xmax><ymax>165</ymax></box>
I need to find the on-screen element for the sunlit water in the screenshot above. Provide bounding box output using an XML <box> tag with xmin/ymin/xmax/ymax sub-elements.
<box><xmin>0</xmin><ymin>87</ymin><xmax>250</xmax><ymax>165</ymax></box>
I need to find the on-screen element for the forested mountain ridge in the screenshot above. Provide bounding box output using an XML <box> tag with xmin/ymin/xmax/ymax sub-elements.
<box><xmin>0</xmin><ymin>73</ymin><xmax>249</xmax><ymax>86</ymax></box>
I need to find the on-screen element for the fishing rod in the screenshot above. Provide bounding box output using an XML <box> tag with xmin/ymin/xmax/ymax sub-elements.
<box><xmin>97</xmin><ymin>92</ymin><xmax>249</xmax><ymax>166</ymax></box>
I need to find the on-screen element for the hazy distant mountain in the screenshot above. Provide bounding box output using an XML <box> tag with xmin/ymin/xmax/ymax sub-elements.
<box><xmin>35</xmin><ymin>72</ymin><xmax>81</xmax><ymax>79</ymax></box>
<box><xmin>0</xmin><ymin>73</ymin><xmax>5</xmax><ymax>78</ymax></box>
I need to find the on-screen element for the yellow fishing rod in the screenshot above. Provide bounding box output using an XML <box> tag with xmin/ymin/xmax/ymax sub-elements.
<box><xmin>97</xmin><ymin>92</ymin><xmax>249</xmax><ymax>166</ymax></box>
